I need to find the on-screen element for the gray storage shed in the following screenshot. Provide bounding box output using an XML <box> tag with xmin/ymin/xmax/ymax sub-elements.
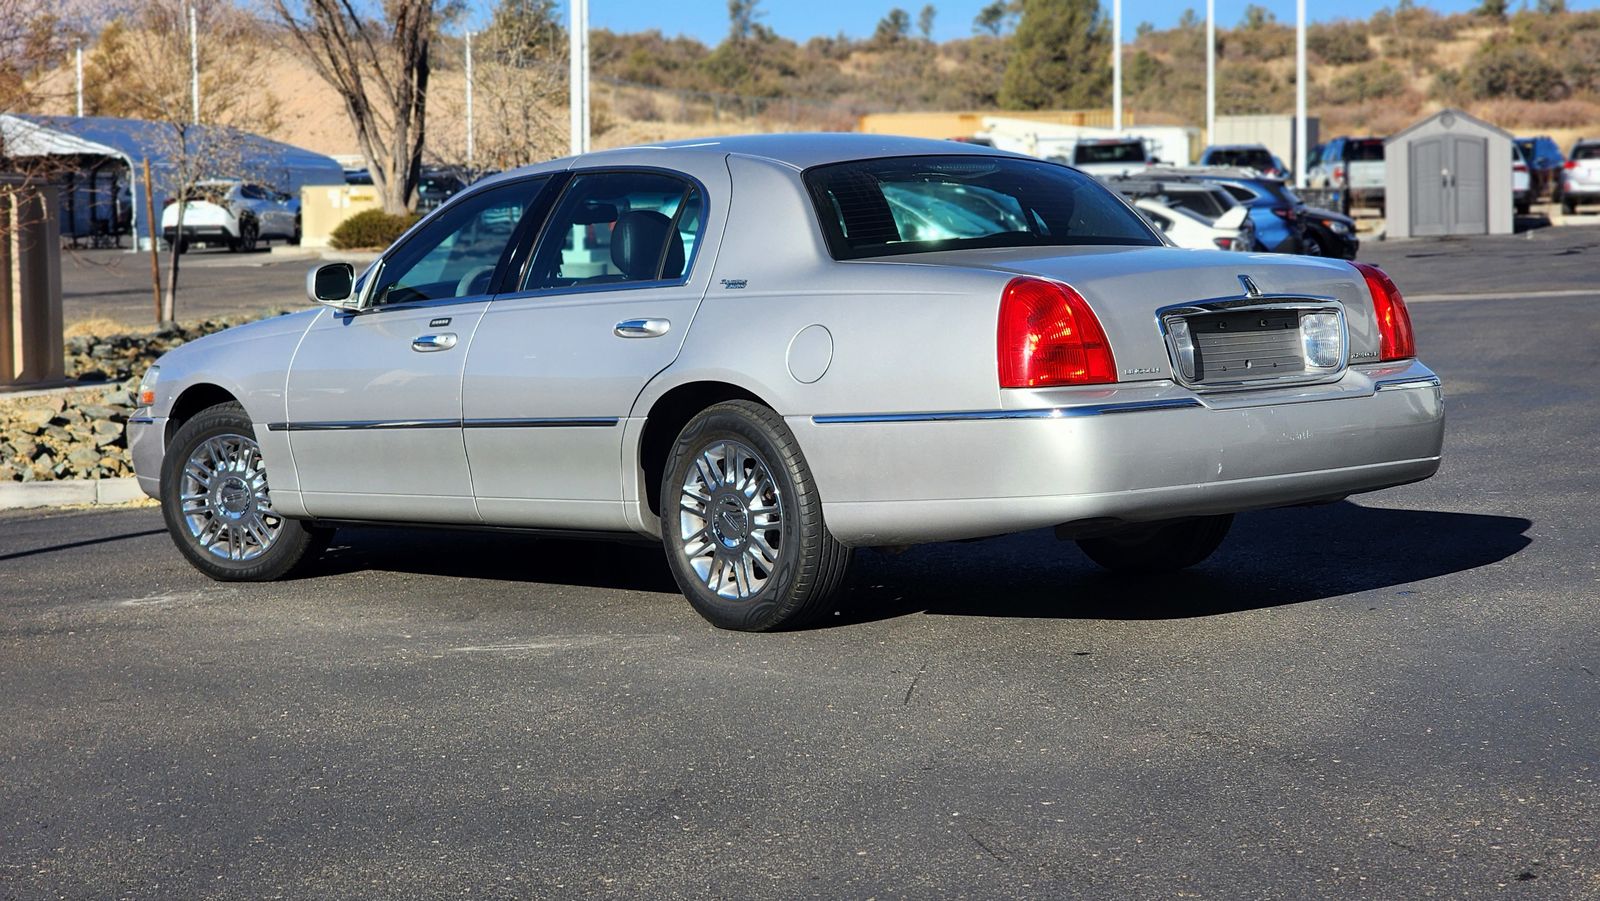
<box><xmin>1385</xmin><ymin>109</ymin><xmax>1513</xmax><ymax>239</ymax></box>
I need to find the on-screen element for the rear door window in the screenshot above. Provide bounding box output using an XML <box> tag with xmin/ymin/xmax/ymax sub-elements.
<box><xmin>1349</xmin><ymin>140</ymin><xmax>1385</xmax><ymax>162</ymax></box>
<box><xmin>523</xmin><ymin>171</ymin><xmax>703</xmax><ymax>291</ymax></box>
<box><xmin>1573</xmin><ymin>145</ymin><xmax>1600</xmax><ymax>161</ymax></box>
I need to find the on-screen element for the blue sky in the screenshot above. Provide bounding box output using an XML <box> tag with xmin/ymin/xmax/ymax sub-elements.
<box><xmin>473</xmin><ymin>1</ymin><xmax>1599</xmax><ymax>43</ymax></box>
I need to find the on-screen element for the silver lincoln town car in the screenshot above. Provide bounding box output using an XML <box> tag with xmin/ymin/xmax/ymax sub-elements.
<box><xmin>128</xmin><ymin>134</ymin><xmax>1444</xmax><ymax>631</ymax></box>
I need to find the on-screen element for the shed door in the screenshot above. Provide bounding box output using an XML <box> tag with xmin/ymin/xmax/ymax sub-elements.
<box><xmin>1448</xmin><ymin>136</ymin><xmax>1488</xmax><ymax>235</ymax></box>
<box><xmin>1409</xmin><ymin>138</ymin><xmax>1446</xmax><ymax>237</ymax></box>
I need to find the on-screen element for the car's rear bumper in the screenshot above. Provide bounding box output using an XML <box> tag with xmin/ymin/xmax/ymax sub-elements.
<box><xmin>792</xmin><ymin>361</ymin><xmax>1444</xmax><ymax>546</ymax></box>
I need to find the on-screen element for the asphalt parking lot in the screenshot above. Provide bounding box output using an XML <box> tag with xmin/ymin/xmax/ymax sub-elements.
<box><xmin>5</xmin><ymin>230</ymin><xmax>1599</xmax><ymax>898</ymax></box>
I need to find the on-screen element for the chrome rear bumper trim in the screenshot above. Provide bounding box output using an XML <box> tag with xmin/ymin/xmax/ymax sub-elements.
<box><xmin>812</xmin><ymin>398</ymin><xmax>1204</xmax><ymax>425</ymax></box>
<box><xmin>1373</xmin><ymin>375</ymin><xmax>1442</xmax><ymax>392</ymax></box>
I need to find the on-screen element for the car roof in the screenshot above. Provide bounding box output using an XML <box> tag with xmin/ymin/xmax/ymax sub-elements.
<box><xmin>1205</xmin><ymin>144</ymin><xmax>1271</xmax><ymax>151</ymax></box>
<box><xmin>579</xmin><ymin>133</ymin><xmax>1020</xmax><ymax>171</ymax></box>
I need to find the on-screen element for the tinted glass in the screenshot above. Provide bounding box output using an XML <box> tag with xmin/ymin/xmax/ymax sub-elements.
<box><xmin>1349</xmin><ymin>140</ymin><xmax>1385</xmax><ymax>162</ymax></box>
<box><xmin>524</xmin><ymin>171</ymin><xmax>701</xmax><ymax>290</ymax></box>
<box><xmin>1573</xmin><ymin>144</ymin><xmax>1600</xmax><ymax>161</ymax></box>
<box><xmin>1211</xmin><ymin>148</ymin><xmax>1275</xmax><ymax>171</ymax></box>
<box><xmin>1167</xmin><ymin>189</ymin><xmax>1231</xmax><ymax>221</ymax></box>
<box><xmin>1074</xmin><ymin>142</ymin><xmax>1147</xmax><ymax>164</ymax></box>
<box><xmin>805</xmin><ymin>156</ymin><xmax>1160</xmax><ymax>260</ymax></box>
<box><xmin>370</xmin><ymin>178</ymin><xmax>545</xmax><ymax>306</ymax></box>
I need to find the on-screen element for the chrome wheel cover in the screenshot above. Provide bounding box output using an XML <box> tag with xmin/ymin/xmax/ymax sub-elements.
<box><xmin>179</xmin><ymin>433</ymin><xmax>282</xmax><ymax>562</ymax></box>
<box><xmin>678</xmin><ymin>440</ymin><xmax>784</xmax><ymax>600</ymax></box>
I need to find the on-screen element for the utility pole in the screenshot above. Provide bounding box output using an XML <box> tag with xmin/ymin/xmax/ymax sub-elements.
<box><xmin>75</xmin><ymin>46</ymin><xmax>83</xmax><ymax>117</ymax></box>
<box><xmin>188</xmin><ymin>5</ymin><xmax>200</xmax><ymax>123</ymax></box>
<box><xmin>1206</xmin><ymin>0</ymin><xmax>1215</xmax><ymax>143</ymax></box>
<box><xmin>1111</xmin><ymin>0</ymin><xmax>1122</xmax><ymax>132</ymax></box>
<box><xmin>465</xmin><ymin>31</ymin><xmax>474</xmax><ymax>171</ymax></box>
<box><xmin>568</xmin><ymin>0</ymin><xmax>590</xmax><ymax>156</ymax></box>
<box><xmin>1295</xmin><ymin>0</ymin><xmax>1307</xmax><ymax>188</ymax></box>
<box><xmin>143</xmin><ymin>159</ymin><xmax>161</xmax><ymax>322</ymax></box>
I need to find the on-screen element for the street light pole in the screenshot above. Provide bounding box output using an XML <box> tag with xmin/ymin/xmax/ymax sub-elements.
<box><xmin>1112</xmin><ymin>0</ymin><xmax>1122</xmax><ymax>132</ymax></box>
<box><xmin>568</xmin><ymin>0</ymin><xmax>590</xmax><ymax>156</ymax></box>
<box><xmin>1295</xmin><ymin>0</ymin><xmax>1307</xmax><ymax>188</ymax></box>
<box><xmin>189</xmin><ymin>5</ymin><xmax>200</xmax><ymax>123</ymax></box>
<box><xmin>75</xmin><ymin>46</ymin><xmax>83</xmax><ymax>117</ymax></box>
<box><xmin>465</xmin><ymin>31</ymin><xmax>474</xmax><ymax>171</ymax></box>
<box><xmin>1206</xmin><ymin>0</ymin><xmax>1215</xmax><ymax>143</ymax></box>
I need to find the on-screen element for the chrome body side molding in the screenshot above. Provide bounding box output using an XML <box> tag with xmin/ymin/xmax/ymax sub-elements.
<box><xmin>266</xmin><ymin>417</ymin><xmax>620</xmax><ymax>432</ymax></box>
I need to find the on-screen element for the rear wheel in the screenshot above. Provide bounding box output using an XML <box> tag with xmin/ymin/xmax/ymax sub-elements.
<box><xmin>160</xmin><ymin>402</ymin><xmax>327</xmax><ymax>581</ymax></box>
<box><xmin>1076</xmin><ymin>514</ymin><xmax>1233</xmax><ymax>574</ymax></box>
<box><xmin>230</xmin><ymin>219</ymin><xmax>258</xmax><ymax>253</ymax></box>
<box><xmin>1563</xmin><ymin>197</ymin><xmax>1578</xmax><ymax>215</ymax></box>
<box><xmin>1301</xmin><ymin>233</ymin><xmax>1324</xmax><ymax>258</ymax></box>
<box><xmin>661</xmin><ymin>401</ymin><xmax>852</xmax><ymax>631</ymax></box>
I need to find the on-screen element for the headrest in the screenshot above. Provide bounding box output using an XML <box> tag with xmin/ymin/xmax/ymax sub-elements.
<box><xmin>610</xmin><ymin>210</ymin><xmax>685</xmax><ymax>280</ymax></box>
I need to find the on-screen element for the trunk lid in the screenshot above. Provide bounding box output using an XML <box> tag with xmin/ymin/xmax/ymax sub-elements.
<box><xmin>900</xmin><ymin>245</ymin><xmax>1382</xmax><ymax>385</ymax></box>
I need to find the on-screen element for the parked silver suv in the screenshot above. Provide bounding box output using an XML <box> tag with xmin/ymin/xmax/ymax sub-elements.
<box><xmin>1561</xmin><ymin>140</ymin><xmax>1600</xmax><ymax>215</ymax></box>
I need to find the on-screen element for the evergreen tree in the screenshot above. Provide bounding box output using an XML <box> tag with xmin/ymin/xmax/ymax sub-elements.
<box><xmin>998</xmin><ymin>0</ymin><xmax>1110</xmax><ymax>110</ymax></box>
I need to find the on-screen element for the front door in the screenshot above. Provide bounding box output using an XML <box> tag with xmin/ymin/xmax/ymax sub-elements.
<box><xmin>284</xmin><ymin>176</ymin><xmax>548</xmax><ymax>522</ymax></box>
<box><xmin>461</xmin><ymin>166</ymin><xmax>727</xmax><ymax>531</ymax></box>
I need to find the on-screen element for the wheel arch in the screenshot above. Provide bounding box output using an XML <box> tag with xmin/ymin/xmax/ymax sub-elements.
<box><xmin>635</xmin><ymin>379</ymin><xmax>771</xmax><ymax>522</ymax></box>
<box><xmin>164</xmin><ymin>382</ymin><xmax>241</xmax><ymax>446</ymax></box>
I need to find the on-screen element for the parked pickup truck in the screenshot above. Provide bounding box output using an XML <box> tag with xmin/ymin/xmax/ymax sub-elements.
<box><xmin>1309</xmin><ymin>136</ymin><xmax>1386</xmax><ymax>216</ymax></box>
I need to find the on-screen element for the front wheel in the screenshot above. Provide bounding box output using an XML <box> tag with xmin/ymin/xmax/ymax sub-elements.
<box><xmin>160</xmin><ymin>401</ymin><xmax>327</xmax><ymax>581</ymax></box>
<box><xmin>1301</xmin><ymin>233</ymin><xmax>1324</xmax><ymax>258</ymax></box>
<box><xmin>661</xmin><ymin>400</ymin><xmax>852</xmax><ymax>631</ymax></box>
<box><xmin>1076</xmin><ymin>514</ymin><xmax>1233</xmax><ymax>574</ymax></box>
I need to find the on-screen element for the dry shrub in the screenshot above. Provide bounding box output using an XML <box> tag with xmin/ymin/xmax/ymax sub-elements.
<box><xmin>620</xmin><ymin>92</ymin><xmax>663</xmax><ymax>121</ymax></box>
<box><xmin>1474</xmin><ymin>97</ymin><xmax>1600</xmax><ymax>130</ymax></box>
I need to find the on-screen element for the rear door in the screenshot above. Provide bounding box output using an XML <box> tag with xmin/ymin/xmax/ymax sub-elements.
<box><xmin>460</xmin><ymin>162</ymin><xmax>730</xmax><ymax>531</ymax></box>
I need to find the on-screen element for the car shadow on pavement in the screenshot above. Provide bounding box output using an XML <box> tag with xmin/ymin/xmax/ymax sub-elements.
<box><xmin>830</xmin><ymin>501</ymin><xmax>1533</xmax><ymax>625</ymax></box>
<box><xmin>302</xmin><ymin>526</ymin><xmax>681</xmax><ymax>594</ymax></box>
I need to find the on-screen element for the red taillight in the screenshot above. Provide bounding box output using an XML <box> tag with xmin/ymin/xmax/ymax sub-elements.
<box><xmin>162</xmin><ymin>198</ymin><xmax>175</xmax><ymax>207</ymax></box>
<box><xmin>1352</xmin><ymin>262</ymin><xmax>1415</xmax><ymax>361</ymax></box>
<box><xmin>1514</xmin><ymin>163</ymin><xmax>1528</xmax><ymax>173</ymax></box>
<box><xmin>997</xmin><ymin>277</ymin><xmax>1116</xmax><ymax>388</ymax></box>
<box><xmin>1333</xmin><ymin>166</ymin><xmax>1344</xmax><ymax>181</ymax></box>
<box><xmin>1213</xmin><ymin>237</ymin><xmax>1235</xmax><ymax>250</ymax></box>
<box><xmin>1272</xmin><ymin>206</ymin><xmax>1294</xmax><ymax>220</ymax></box>
<box><xmin>1565</xmin><ymin>160</ymin><xmax>1578</xmax><ymax>170</ymax></box>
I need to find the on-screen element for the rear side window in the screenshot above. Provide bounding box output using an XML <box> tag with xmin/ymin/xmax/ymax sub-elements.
<box><xmin>1167</xmin><ymin>190</ymin><xmax>1230</xmax><ymax>221</ymax></box>
<box><xmin>1075</xmin><ymin>142</ymin><xmax>1147</xmax><ymax>165</ymax></box>
<box><xmin>805</xmin><ymin>156</ymin><xmax>1160</xmax><ymax>260</ymax></box>
<box><xmin>524</xmin><ymin>171</ymin><xmax>702</xmax><ymax>290</ymax></box>
<box><xmin>1349</xmin><ymin>140</ymin><xmax>1385</xmax><ymax>162</ymax></box>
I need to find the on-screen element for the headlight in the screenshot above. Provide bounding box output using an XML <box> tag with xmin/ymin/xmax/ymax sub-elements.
<box><xmin>138</xmin><ymin>365</ymin><xmax>160</xmax><ymax>407</ymax></box>
<box><xmin>1322</xmin><ymin>219</ymin><xmax>1352</xmax><ymax>236</ymax></box>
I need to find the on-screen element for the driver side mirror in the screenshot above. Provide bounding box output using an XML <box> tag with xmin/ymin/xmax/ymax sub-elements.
<box><xmin>307</xmin><ymin>262</ymin><xmax>357</xmax><ymax>308</ymax></box>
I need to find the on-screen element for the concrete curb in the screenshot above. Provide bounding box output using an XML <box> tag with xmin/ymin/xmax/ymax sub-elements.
<box><xmin>0</xmin><ymin>477</ymin><xmax>147</xmax><ymax>510</ymax></box>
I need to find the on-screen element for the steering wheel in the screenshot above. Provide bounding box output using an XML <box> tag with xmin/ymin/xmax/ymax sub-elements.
<box><xmin>455</xmin><ymin>265</ymin><xmax>496</xmax><ymax>298</ymax></box>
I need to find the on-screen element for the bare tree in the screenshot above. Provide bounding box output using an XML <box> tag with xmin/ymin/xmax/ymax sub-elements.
<box><xmin>433</xmin><ymin>0</ymin><xmax>566</xmax><ymax>173</ymax></box>
<box><xmin>269</xmin><ymin>0</ymin><xmax>450</xmax><ymax>214</ymax></box>
<box><xmin>80</xmin><ymin>0</ymin><xmax>279</xmax><ymax>324</ymax></box>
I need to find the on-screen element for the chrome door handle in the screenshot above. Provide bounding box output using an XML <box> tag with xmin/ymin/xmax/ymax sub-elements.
<box><xmin>615</xmin><ymin>318</ymin><xmax>670</xmax><ymax>338</ymax></box>
<box><xmin>411</xmin><ymin>333</ymin><xmax>458</xmax><ymax>352</ymax></box>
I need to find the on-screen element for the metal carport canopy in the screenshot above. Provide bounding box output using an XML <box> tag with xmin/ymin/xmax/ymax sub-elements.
<box><xmin>0</xmin><ymin>114</ymin><xmax>345</xmax><ymax>249</ymax></box>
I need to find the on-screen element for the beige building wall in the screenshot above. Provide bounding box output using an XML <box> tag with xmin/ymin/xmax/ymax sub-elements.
<box><xmin>299</xmin><ymin>184</ymin><xmax>385</xmax><ymax>249</ymax></box>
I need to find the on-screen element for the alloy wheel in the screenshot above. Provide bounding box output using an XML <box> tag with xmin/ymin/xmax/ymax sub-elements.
<box><xmin>678</xmin><ymin>440</ymin><xmax>784</xmax><ymax>600</ymax></box>
<box><xmin>179</xmin><ymin>433</ymin><xmax>282</xmax><ymax>561</ymax></box>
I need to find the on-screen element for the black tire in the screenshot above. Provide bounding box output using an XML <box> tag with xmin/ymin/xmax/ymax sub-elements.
<box><xmin>1301</xmin><ymin>233</ymin><xmax>1324</xmax><ymax>258</ymax></box>
<box><xmin>1076</xmin><ymin>514</ymin><xmax>1233</xmax><ymax>574</ymax></box>
<box><xmin>230</xmin><ymin>219</ymin><xmax>258</xmax><ymax>253</ymax></box>
<box><xmin>1516</xmin><ymin>201</ymin><xmax>1531</xmax><ymax>216</ymax></box>
<box><xmin>160</xmin><ymin>401</ymin><xmax>327</xmax><ymax>581</ymax></box>
<box><xmin>660</xmin><ymin>400</ymin><xmax>852</xmax><ymax>631</ymax></box>
<box><xmin>289</xmin><ymin>214</ymin><xmax>302</xmax><ymax>246</ymax></box>
<box><xmin>1563</xmin><ymin>198</ymin><xmax>1578</xmax><ymax>215</ymax></box>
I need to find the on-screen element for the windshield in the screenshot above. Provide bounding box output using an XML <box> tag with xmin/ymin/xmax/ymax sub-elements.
<box><xmin>1075</xmin><ymin>142</ymin><xmax>1147</xmax><ymax>165</ymax></box>
<box><xmin>1211</xmin><ymin>148</ymin><xmax>1275</xmax><ymax>171</ymax></box>
<box><xmin>805</xmin><ymin>156</ymin><xmax>1161</xmax><ymax>260</ymax></box>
